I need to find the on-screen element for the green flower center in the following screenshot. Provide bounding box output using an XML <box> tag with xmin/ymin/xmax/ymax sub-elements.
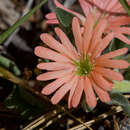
<box><xmin>73</xmin><ymin>56</ymin><xmax>93</xmax><ymax>76</ymax></box>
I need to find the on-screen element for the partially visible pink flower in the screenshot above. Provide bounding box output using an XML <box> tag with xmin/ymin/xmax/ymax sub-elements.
<box><xmin>35</xmin><ymin>14</ymin><xmax>129</xmax><ymax>108</ymax></box>
<box><xmin>46</xmin><ymin>0</ymin><xmax>130</xmax><ymax>44</ymax></box>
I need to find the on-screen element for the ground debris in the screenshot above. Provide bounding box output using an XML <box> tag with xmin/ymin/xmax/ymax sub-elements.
<box><xmin>0</xmin><ymin>0</ymin><xmax>20</xmax><ymax>27</ymax></box>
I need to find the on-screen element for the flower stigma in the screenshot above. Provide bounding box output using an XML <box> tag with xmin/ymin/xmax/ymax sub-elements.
<box><xmin>73</xmin><ymin>55</ymin><xmax>94</xmax><ymax>76</ymax></box>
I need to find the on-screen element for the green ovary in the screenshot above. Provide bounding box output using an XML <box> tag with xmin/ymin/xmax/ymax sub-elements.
<box><xmin>73</xmin><ymin>56</ymin><xmax>93</xmax><ymax>76</ymax></box>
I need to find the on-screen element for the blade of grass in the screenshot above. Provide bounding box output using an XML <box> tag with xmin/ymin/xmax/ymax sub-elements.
<box><xmin>0</xmin><ymin>0</ymin><xmax>48</xmax><ymax>44</ymax></box>
<box><xmin>119</xmin><ymin>0</ymin><xmax>130</xmax><ymax>15</ymax></box>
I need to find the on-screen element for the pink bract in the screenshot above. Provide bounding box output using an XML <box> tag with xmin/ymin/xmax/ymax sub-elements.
<box><xmin>35</xmin><ymin>14</ymin><xmax>129</xmax><ymax>108</ymax></box>
<box><xmin>46</xmin><ymin>0</ymin><xmax>130</xmax><ymax>44</ymax></box>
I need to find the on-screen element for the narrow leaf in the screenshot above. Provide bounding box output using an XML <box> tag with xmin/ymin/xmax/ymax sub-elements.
<box><xmin>56</xmin><ymin>7</ymin><xmax>75</xmax><ymax>28</ymax></box>
<box><xmin>0</xmin><ymin>55</ymin><xmax>21</xmax><ymax>76</ymax></box>
<box><xmin>0</xmin><ymin>0</ymin><xmax>48</xmax><ymax>44</ymax></box>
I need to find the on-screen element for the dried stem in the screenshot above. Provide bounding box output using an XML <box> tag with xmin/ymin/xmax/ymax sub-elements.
<box><xmin>23</xmin><ymin>109</ymin><xmax>62</xmax><ymax>130</ymax></box>
<box><xmin>68</xmin><ymin>106</ymin><xmax>123</xmax><ymax>130</ymax></box>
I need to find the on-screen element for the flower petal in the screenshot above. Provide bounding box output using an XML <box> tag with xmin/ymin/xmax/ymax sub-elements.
<box><xmin>46</xmin><ymin>19</ymin><xmax>59</xmax><ymax>24</ymax></box>
<box><xmin>84</xmin><ymin>77</ymin><xmax>97</xmax><ymax>108</ymax></box>
<box><xmin>45</xmin><ymin>12</ymin><xmax>57</xmax><ymax>20</ymax></box>
<box><xmin>40</xmin><ymin>34</ymin><xmax>76</xmax><ymax>59</ymax></box>
<box><xmin>79</xmin><ymin>0</ymin><xmax>91</xmax><ymax>16</ymax></box>
<box><xmin>94</xmin><ymin>66</ymin><xmax>123</xmax><ymax>81</ymax></box>
<box><xmin>104</xmin><ymin>0</ymin><xmax>118</xmax><ymax>11</ymax></box>
<box><xmin>91</xmin><ymin>32</ymin><xmax>114</xmax><ymax>59</ymax></box>
<box><xmin>42</xmin><ymin>74</ymin><xmax>73</xmax><ymax>95</ymax></box>
<box><xmin>114</xmin><ymin>27</ymin><xmax>130</xmax><ymax>35</ymax></box>
<box><xmin>54</xmin><ymin>27</ymin><xmax>79</xmax><ymax>59</ymax></box>
<box><xmin>37</xmin><ymin>62</ymin><xmax>74</xmax><ymax>70</ymax></box>
<box><xmin>109</xmin><ymin>16</ymin><xmax>130</xmax><ymax>27</ymax></box>
<box><xmin>96</xmin><ymin>59</ymin><xmax>129</xmax><ymax>69</ymax></box>
<box><xmin>72</xmin><ymin>17</ymin><xmax>83</xmax><ymax>53</ymax></box>
<box><xmin>83</xmin><ymin>13</ymin><xmax>95</xmax><ymax>55</ymax></box>
<box><xmin>51</xmin><ymin>75</ymin><xmax>76</xmax><ymax>104</ymax></box>
<box><xmin>37</xmin><ymin>69</ymin><xmax>74</xmax><ymax>81</ymax></box>
<box><xmin>72</xmin><ymin>77</ymin><xmax>84</xmax><ymax>108</ymax></box>
<box><xmin>89</xmin><ymin>18</ymin><xmax>107</xmax><ymax>54</ymax></box>
<box><xmin>96</xmin><ymin>48</ymin><xmax>128</xmax><ymax>60</ymax></box>
<box><xmin>91</xmin><ymin>72</ymin><xmax>113</xmax><ymax>91</ymax></box>
<box><xmin>34</xmin><ymin>46</ymin><xmax>71</xmax><ymax>62</ymax></box>
<box><xmin>68</xmin><ymin>76</ymin><xmax>79</xmax><ymax>108</ymax></box>
<box><xmin>115</xmin><ymin>33</ymin><xmax>130</xmax><ymax>45</ymax></box>
<box><xmin>91</xmin><ymin>79</ymin><xmax>111</xmax><ymax>103</ymax></box>
<box><xmin>111</xmin><ymin>1</ymin><xmax>125</xmax><ymax>12</ymax></box>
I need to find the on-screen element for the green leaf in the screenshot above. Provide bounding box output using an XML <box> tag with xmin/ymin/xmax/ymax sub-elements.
<box><xmin>0</xmin><ymin>55</ymin><xmax>21</xmax><ymax>76</ymax></box>
<box><xmin>4</xmin><ymin>85</ymin><xmax>47</xmax><ymax>121</ymax></box>
<box><xmin>56</xmin><ymin>7</ymin><xmax>75</xmax><ymax>28</ymax></box>
<box><xmin>0</xmin><ymin>0</ymin><xmax>48</xmax><ymax>44</ymax></box>
<box><xmin>112</xmin><ymin>80</ymin><xmax>130</xmax><ymax>93</ymax></box>
<box><xmin>108</xmin><ymin>92</ymin><xmax>130</xmax><ymax>117</ymax></box>
<box><xmin>119</xmin><ymin>0</ymin><xmax>130</xmax><ymax>16</ymax></box>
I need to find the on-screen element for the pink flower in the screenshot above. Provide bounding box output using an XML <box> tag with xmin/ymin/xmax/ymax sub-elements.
<box><xmin>35</xmin><ymin>14</ymin><xmax>129</xmax><ymax>108</ymax></box>
<box><xmin>46</xmin><ymin>0</ymin><xmax>130</xmax><ymax>44</ymax></box>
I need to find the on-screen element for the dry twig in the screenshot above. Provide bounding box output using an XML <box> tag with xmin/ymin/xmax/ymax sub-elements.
<box><xmin>68</xmin><ymin>106</ymin><xmax>123</xmax><ymax>130</ymax></box>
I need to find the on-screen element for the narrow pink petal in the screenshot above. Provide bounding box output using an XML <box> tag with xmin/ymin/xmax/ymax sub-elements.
<box><xmin>96</xmin><ymin>59</ymin><xmax>129</xmax><ymax>69</ymax></box>
<box><xmin>68</xmin><ymin>76</ymin><xmax>79</xmax><ymax>108</ymax></box>
<box><xmin>105</xmin><ymin>0</ymin><xmax>118</xmax><ymax>11</ymax></box>
<box><xmin>89</xmin><ymin>0</ymin><xmax>103</xmax><ymax>8</ymax></box>
<box><xmin>72</xmin><ymin>77</ymin><xmax>84</xmax><ymax>108</ymax></box>
<box><xmin>89</xmin><ymin>18</ymin><xmax>107</xmax><ymax>54</ymax></box>
<box><xmin>37</xmin><ymin>62</ymin><xmax>74</xmax><ymax>70</ymax></box>
<box><xmin>42</xmin><ymin>74</ymin><xmax>73</xmax><ymax>95</ymax></box>
<box><xmin>84</xmin><ymin>77</ymin><xmax>97</xmax><ymax>108</ymax></box>
<box><xmin>54</xmin><ymin>0</ymin><xmax>85</xmax><ymax>22</ymax></box>
<box><xmin>91</xmin><ymin>79</ymin><xmax>111</xmax><ymax>103</ymax></box>
<box><xmin>91</xmin><ymin>32</ymin><xmax>114</xmax><ymax>59</ymax></box>
<box><xmin>79</xmin><ymin>0</ymin><xmax>91</xmax><ymax>16</ymax></box>
<box><xmin>96</xmin><ymin>48</ymin><xmax>128</xmax><ymax>60</ymax></box>
<box><xmin>91</xmin><ymin>72</ymin><xmax>113</xmax><ymax>91</ymax></box>
<box><xmin>34</xmin><ymin>46</ymin><xmax>71</xmax><ymax>62</ymax></box>
<box><xmin>37</xmin><ymin>69</ymin><xmax>74</xmax><ymax>81</ymax></box>
<box><xmin>72</xmin><ymin>17</ymin><xmax>83</xmax><ymax>53</ymax></box>
<box><xmin>40</xmin><ymin>34</ymin><xmax>76</xmax><ymax>59</ymax></box>
<box><xmin>115</xmin><ymin>33</ymin><xmax>130</xmax><ymax>45</ymax></box>
<box><xmin>45</xmin><ymin>12</ymin><xmax>57</xmax><ymax>20</ymax></box>
<box><xmin>94</xmin><ymin>66</ymin><xmax>123</xmax><ymax>81</ymax></box>
<box><xmin>114</xmin><ymin>27</ymin><xmax>130</xmax><ymax>35</ymax></box>
<box><xmin>103</xmin><ymin>0</ymin><xmax>112</xmax><ymax>10</ymax></box>
<box><xmin>109</xmin><ymin>16</ymin><xmax>130</xmax><ymax>27</ymax></box>
<box><xmin>46</xmin><ymin>19</ymin><xmax>59</xmax><ymax>24</ymax></box>
<box><xmin>83</xmin><ymin>13</ymin><xmax>95</xmax><ymax>55</ymax></box>
<box><xmin>106</xmin><ymin>0</ymin><xmax>130</xmax><ymax>13</ymax></box>
<box><xmin>54</xmin><ymin>27</ymin><xmax>79</xmax><ymax>59</ymax></box>
<box><xmin>51</xmin><ymin>75</ymin><xmax>76</xmax><ymax>104</ymax></box>
<box><xmin>111</xmin><ymin>1</ymin><xmax>126</xmax><ymax>12</ymax></box>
